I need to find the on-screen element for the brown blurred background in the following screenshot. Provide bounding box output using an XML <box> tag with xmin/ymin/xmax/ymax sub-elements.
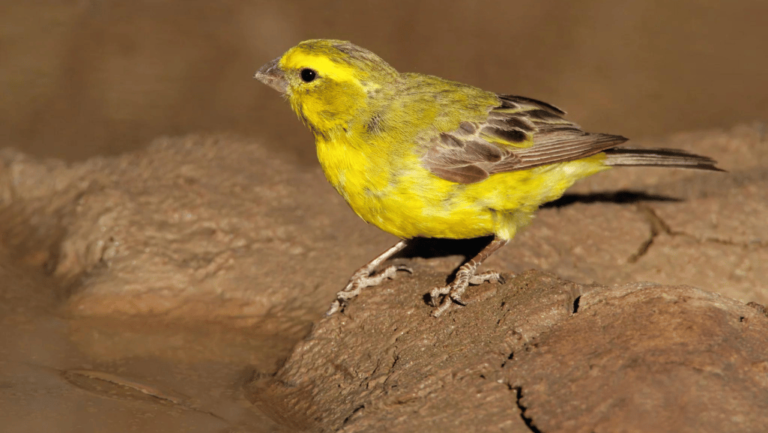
<box><xmin>1</xmin><ymin>0</ymin><xmax>766</xmax><ymax>165</ymax></box>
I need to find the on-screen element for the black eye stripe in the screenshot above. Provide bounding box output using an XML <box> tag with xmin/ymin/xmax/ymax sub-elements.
<box><xmin>300</xmin><ymin>68</ymin><xmax>317</xmax><ymax>83</ymax></box>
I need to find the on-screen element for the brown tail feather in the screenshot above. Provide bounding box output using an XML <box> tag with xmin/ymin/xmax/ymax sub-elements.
<box><xmin>603</xmin><ymin>148</ymin><xmax>724</xmax><ymax>172</ymax></box>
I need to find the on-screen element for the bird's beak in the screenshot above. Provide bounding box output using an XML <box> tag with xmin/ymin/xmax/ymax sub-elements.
<box><xmin>254</xmin><ymin>56</ymin><xmax>288</xmax><ymax>93</ymax></box>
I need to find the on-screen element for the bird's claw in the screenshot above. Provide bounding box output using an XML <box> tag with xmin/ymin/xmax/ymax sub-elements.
<box><xmin>326</xmin><ymin>264</ymin><xmax>413</xmax><ymax>316</ymax></box>
<box><xmin>450</xmin><ymin>293</ymin><xmax>467</xmax><ymax>306</ymax></box>
<box><xmin>397</xmin><ymin>265</ymin><xmax>414</xmax><ymax>274</ymax></box>
<box><xmin>429</xmin><ymin>270</ymin><xmax>505</xmax><ymax>317</ymax></box>
<box><xmin>468</xmin><ymin>271</ymin><xmax>504</xmax><ymax>286</ymax></box>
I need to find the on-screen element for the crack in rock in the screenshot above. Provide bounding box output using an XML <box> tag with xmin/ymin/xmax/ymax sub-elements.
<box><xmin>512</xmin><ymin>386</ymin><xmax>542</xmax><ymax>433</ymax></box>
<box><xmin>342</xmin><ymin>404</ymin><xmax>365</xmax><ymax>426</ymax></box>
<box><xmin>629</xmin><ymin>204</ymin><xmax>766</xmax><ymax>264</ymax></box>
<box><xmin>628</xmin><ymin>204</ymin><xmax>667</xmax><ymax>263</ymax></box>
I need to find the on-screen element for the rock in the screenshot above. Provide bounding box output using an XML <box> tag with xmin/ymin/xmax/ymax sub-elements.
<box><xmin>509</xmin><ymin>282</ymin><xmax>768</xmax><ymax>433</ymax></box>
<box><xmin>247</xmin><ymin>271</ymin><xmax>768</xmax><ymax>432</ymax></box>
<box><xmin>0</xmin><ymin>135</ymin><xmax>397</xmax><ymax>331</ymax></box>
<box><xmin>247</xmin><ymin>270</ymin><xmax>577</xmax><ymax>432</ymax></box>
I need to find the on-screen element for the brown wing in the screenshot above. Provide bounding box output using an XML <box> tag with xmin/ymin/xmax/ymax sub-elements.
<box><xmin>421</xmin><ymin>95</ymin><xmax>628</xmax><ymax>184</ymax></box>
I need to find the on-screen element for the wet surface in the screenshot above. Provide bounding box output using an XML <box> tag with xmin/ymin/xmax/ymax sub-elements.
<box><xmin>0</xmin><ymin>249</ymin><xmax>295</xmax><ymax>432</ymax></box>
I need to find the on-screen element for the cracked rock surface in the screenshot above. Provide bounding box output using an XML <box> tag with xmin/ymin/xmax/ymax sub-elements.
<box><xmin>1</xmin><ymin>123</ymin><xmax>767</xmax><ymax>431</ymax></box>
<box><xmin>249</xmin><ymin>272</ymin><xmax>768</xmax><ymax>432</ymax></box>
<box><xmin>509</xmin><ymin>282</ymin><xmax>768</xmax><ymax>433</ymax></box>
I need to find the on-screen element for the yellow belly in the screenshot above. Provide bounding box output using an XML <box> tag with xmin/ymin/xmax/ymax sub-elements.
<box><xmin>316</xmin><ymin>138</ymin><xmax>609</xmax><ymax>241</ymax></box>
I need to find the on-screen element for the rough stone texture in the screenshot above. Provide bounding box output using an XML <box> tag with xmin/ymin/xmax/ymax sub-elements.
<box><xmin>509</xmin><ymin>283</ymin><xmax>768</xmax><ymax>433</ymax></box>
<box><xmin>1</xmin><ymin>124</ymin><xmax>767</xmax><ymax>431</ymax></box>
<box><xmin>248</xmin><ymin>271</ymin><xmax>768</xmax><ymax>432</ymax></box>
<box><xmin>0</xmin><ymin>135</ymin><xmax>396</xmax><ymax>329</ymax></box>
<box><xmin>248</xmin><ymin>270</ymin><xmax>577</xmax><ymax>433</ymax></box>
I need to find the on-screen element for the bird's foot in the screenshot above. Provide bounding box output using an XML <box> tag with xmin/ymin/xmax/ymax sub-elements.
<box><xmin>430</xmin><ymin>270</ymin><xmax>505</xmax><ymax>317</ymax></box>
<box><xmin>325</xmin><ymin>264</ymin><xmax>412</xmax><ymax>316</ymax></box>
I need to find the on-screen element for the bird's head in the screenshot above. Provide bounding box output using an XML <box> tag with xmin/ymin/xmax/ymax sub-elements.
<box><xmin>255</xmin><ymin>39</ymin><xmax>399</xmax><ymax>137</ymax></box>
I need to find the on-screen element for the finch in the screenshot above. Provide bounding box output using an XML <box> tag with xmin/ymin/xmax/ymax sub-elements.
<box><xmin>255</xmin><ymin>39</ymin><xmax>721</xmax><ymax>317</ymax></box>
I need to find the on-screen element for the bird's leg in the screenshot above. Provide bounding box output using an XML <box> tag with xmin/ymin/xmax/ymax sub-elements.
<box><xmin>430</xmin><ymin>238</ymin><xmax>509</xmax><ymax>317</ymax></box>
<box><xmin>326</xmin><ymin>239</ymin><xmax>412</xmax><ymax>316</ymax></box>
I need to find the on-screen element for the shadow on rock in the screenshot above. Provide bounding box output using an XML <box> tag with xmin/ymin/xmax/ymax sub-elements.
<box><xmin>543</xmin><ymin>190</ymin><xmax>680</xmax><ymax>209</ymax></box>
<box><xmin>393</xmin><ymin>236</ymin><xmax>495</xmax><ymax>261</ymax></box>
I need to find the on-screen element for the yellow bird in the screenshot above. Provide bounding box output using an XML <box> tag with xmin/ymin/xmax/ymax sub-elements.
<box><xmin>255</xmin><ymin>39</ymin><xmax>721</xmax><ymax>317</ymax></box>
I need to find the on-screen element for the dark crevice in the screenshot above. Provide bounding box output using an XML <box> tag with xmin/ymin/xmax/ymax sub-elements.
<box><xmin>390</xmin><ymin>353</ymin><xmax>401</xmax><ymax>371</ymax></box>
<box><xmin>501</xmin><ymin>351</ymin><xmax>515</xmax><ymax>368</ymax></box>
<box><xmin>512</xmin><ymin>386</ymin><xmax>542</xmax><ymax>433</ymax></box>
<box><xmin>572</xmin><ymin>295</ymin><xmax>581</xmax><ymax>314</ymax></box>
<box><xmin>342</xmin><ymin>404</ymin><xmax>365</xmax><ymax>425</ymax></box>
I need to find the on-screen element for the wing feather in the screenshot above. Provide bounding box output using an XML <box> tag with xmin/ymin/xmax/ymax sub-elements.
<box><xmin>421</xmin><ymin>94</ymin><xmax>628</xmax><ymax>184</ymax></box>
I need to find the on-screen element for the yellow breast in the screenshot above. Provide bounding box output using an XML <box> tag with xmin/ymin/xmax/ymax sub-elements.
<box><xmin>316</xmin><ymin>134</ymin><xmax>609</xmax><ymax>241</ymax></box>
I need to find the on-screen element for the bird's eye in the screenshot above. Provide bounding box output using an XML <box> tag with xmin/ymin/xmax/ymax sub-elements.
<box><xmin>300</xmin><ymin>68</ymin><xmax>317</xmax><ymax>83</ymax></box>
